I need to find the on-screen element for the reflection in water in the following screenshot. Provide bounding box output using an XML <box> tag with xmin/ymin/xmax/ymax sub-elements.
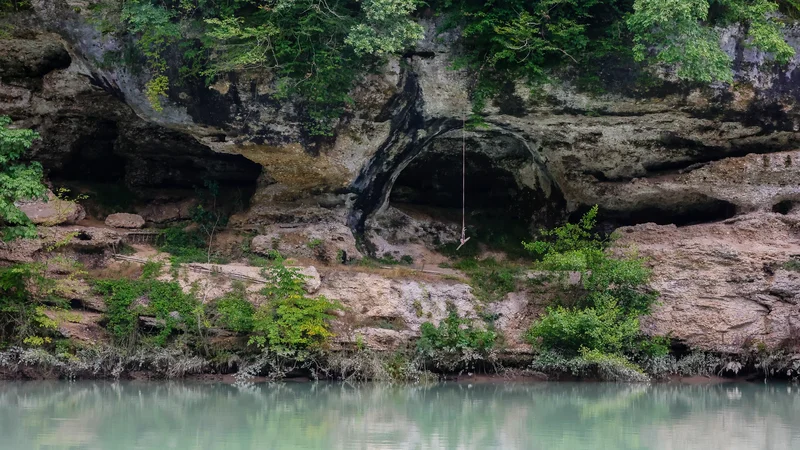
<box><xmin>0</xmin><ymin>381</ymin><xmax>798</xmax><ymax>449</ymax></box>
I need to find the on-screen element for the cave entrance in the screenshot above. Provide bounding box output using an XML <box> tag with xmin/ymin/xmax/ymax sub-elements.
<box><xmin>45</xmin><ymin>121</ymin><xmax>263</xmax><ymax>222</ymax></box>
<box><xmin>383</xmin><ymin>130</ymin><xmax>565</xmax><ymax>254</ymax></box>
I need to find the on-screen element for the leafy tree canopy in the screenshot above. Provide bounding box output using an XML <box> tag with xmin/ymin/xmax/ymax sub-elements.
<box><xmin>103</xmin><ymin>0</ymin><xmax>797</xmax><ymax>131</ymax></box>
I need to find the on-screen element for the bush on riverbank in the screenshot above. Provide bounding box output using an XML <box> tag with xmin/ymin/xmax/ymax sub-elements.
<box><xmin>0</xmin><ymin>264</ymin><xmax>58</xmax><ymax>349</ymax></box>
<box><xmin>523</xmin><ymin>206</ymin><xmax>668</xmax><ymax>380</ymax></box>
<box><xmin>417</xmin><ymin>306</ymin><xmax>498</xmax><ymax>372</ymax></box>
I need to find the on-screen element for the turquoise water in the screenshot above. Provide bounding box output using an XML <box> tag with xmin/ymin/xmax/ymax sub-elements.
<box><xmin>0</xmin><ymin>381</ymin><xmax>798</xmax><ymax>449</ymax></box>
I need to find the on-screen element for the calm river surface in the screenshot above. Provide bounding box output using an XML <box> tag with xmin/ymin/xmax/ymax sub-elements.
<box><xmin>0</xmin><ymin>381</ymin><xmax>798</xmax><ymax>449</ymax></box>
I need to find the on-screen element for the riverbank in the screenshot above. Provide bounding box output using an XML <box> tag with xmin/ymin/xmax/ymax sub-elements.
<box><xmin>0</xmin><ymin>344</ymin><xmax>794</xmax><ymax>384</ymax></box>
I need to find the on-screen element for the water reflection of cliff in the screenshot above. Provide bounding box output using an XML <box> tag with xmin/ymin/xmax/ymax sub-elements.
<box><xmin>0</xmin><ymin>382</ymin><xmax>797</xmax><ymax>449</ymax></box>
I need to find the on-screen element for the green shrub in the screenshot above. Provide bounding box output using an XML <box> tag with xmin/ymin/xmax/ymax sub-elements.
<box><xmin>524</xmin><ymin>206</ymin><xmax>666</xmax><ymax>363</ymax></box>
<box><xmin>783</xmin><ymin>258</ymin><xmax>800</xmax><ymax>271</ymax></box>
<box><xmin>140</xmin><ymin>260</ymin><xmax>163</xmax><ymax>280</ymax></box>
<box><xmin>95</xmin><ymin>278</ymin><xmax>142</xmax><ymax>347</ymax></box>
<box><xmin>0</xmin><ymin>116</ymin><xmax>47</xmax><ymax>240</ymax></box>
<box><xmin>213</xmin><ymin>282</ymin><xmax>255</xmax><ymax>333</ymax></box>
<box><xmin>158</xmin><ymin>227</ymin><xmax>228</xmax><ymax>265</ymax></box>
<box><xmin>417</xmin><ymin>306</ymin><xmax>496</xmax><ymax>370</ymax></box>
<box><xmin>0</xmin><ymin>264</ymin><xmax>57</xmax><ymax>347</ymax></box>
<box><xmin>249</xmin><ymin>262</ymin><xmax>341</xmax><ymax>355</ymax></box>
<box><xmin>0</xmin><ymin>0</ymin><xmax>31</xmax><ymax>12</ymax></box>
<box><xmin>527</xmin><ymin>294</ymin><xmax>640</xmax><ymax>356</ymax></box>
<box><xmin>95</xmin><ymin>273</ymin><xmax>201</xmax><ymax>348</ymax></box>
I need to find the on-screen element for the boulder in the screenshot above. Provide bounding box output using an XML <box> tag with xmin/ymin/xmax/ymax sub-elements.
<box><xmin>105</xmin><ymin>213</ymin><xmax>145</xmax><ymax>229</ymax></box>
<box><xmin>137</xmin><ymin>198</ymin><xmax>198</xmax><ymax>224</ymax></box>
<box><xmin>18</xmin><ymin>191</ymin><xmax>86</xmax><ymax>226</ymax></box>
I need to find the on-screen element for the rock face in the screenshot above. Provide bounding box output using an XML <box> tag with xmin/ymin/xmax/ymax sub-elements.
<box><xmin>3</xmin><ymin>3</ymin><xmax>800</xmax><ymax>355</ymax></box>
<box><xmin>616</xmin><ymin>212</ymin><xmax>800</xmax><ymax>354</ymax></box>
<box><xmin>318</xmin><ymin>271</ymin><xmax>540</xmax><ymax>353</ymax></box>
<box><xmin>17</xmin><ymin>0</ymin><xmax>800</xmax><ymax>236</ymax></box>
<box><xmin>0</xmin><ymin>226</ymin><xmax>122</xmax><ymax>263</ymax></box>
<box><xmin>251</xmin><ymin>222</ymin><xmax>363</xmax><ymax>263</ymax></box>
<box><xmin>104</xmin><ymin>213</ymin><xmax>145</xmax><ymax>229</ymax></box>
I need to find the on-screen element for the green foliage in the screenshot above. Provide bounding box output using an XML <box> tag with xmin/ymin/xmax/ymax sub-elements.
<box><xmin>359</xmin><ymin>252</ymin><xmax>415</xmax><ymax>266</ymax></box>
<box><xmin>145</xmin><ymin>75</ymin><xmax>170</xmax><ymax>112</ymax></box>
<box><xmin>524</xmin><ymin>207</ymin><xmax>666</xmax><ymax>363</ymax></box>
<box><xmin>140</xmin><ymin>260</ymin><xmax>164</xmax><ymax>279</ymax></box>
<box><xmin>451</xmin><ymin>257</ymin><xmax>521</xmax><ymax>302</ymax></box>
<box><xmin>628</xmin><ymin>0</ymin><xmax>793</xmax><ymax>84</ymax></box>
<box><xmin>435</xmin><ymin>0</ymin><xmax>794</xmax><ymax>112</ymax></box>
<box><xmin>249</xmin><ymin>262</ymin><xmax>341</xmax><ymax>354</ymax></box>
<box><xmin>436</xmin><ymin>0</ymin><xmax>633</xmax><ymax>111</ymax></box>
<box><xmin>0</xmin><ymin>116</ymin><xmax>47</xmax><ymax>240</ymax></box>
<box><xmin>95</xmin><ymin>272</ymin><xmax>201</xmax><ymax>348</ymax></box>
<box><xmin>121</xmin><ymin>0</ymin><xmax>181</xmax><ymax>110</ymax></box>
<box><xmin>113</xmin><ymin>0</ymin><xmax>795</xmax><ymax>127</ymax></box>
<box><xmin>780</xmin><ymin>0</ymin><xmax>800</xmax><ymax>18</ymax></box>
<box><xmin>345</xmin><ymin>0</ymin><xmax>424</xmax><ymax>56</ymax></box>
<box><xmin>524</xmin><ymin>206</ymin><xmax>655</xmax><ymax>315</ymax></box>
<box><xmin>782</xmin><ymin>257</ymin><xmax>800</xmax><ymax>271</ymax></box>
<box><xmin>0</xmin><ymin>264</ymin><xmax>57</xmax><ymax>348</ymax></box>
<box><xmin>96</xmin><ymin>278</ymin><xmax>142</xmax><ymax>346</ymax></box>
<box><xmin>417</xmin><ymin>306</ymin><xmax>497</xmax><ymax>363</ymax></box>
<box><xmin>158</xmin><ymin>227</ymin><xmax>228</xmax><ymax>265</ymax></box>
<box><xmin>0</xmin><ymin>0</ymin><xmax>31</xmax><ymax>12</ymax></box>
<box><xmin>212</xmin><ymin>281</ymin><xmax>255</xmax><ymax>333</ymax></box>
<box><xmin>117</xmin><ymin>0</ymin><xmax>422</xmax><ymax>134</ymax></box>
<box><xmin>526</xmin><ymin>294</ymin><xmax>640</xmax><ymax>356</ymax></box>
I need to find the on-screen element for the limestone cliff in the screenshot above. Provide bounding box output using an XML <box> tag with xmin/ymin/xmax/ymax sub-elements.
<box><xmin>2</xmin><ymin>0</ymin><xmax>800</xmax><ymax>360</ymax></box>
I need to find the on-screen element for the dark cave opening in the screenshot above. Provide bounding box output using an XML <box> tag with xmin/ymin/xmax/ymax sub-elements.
<box><xmin>391</xmin><ymin>151</ymin><xmax>539</xmax><ymax>221</ymax></box>
<box><xmin>385</xmin><ymin>133</ymin><xmax>566</xmax><ymax>252</ymax></box>
<box><xmin>571</xmin><ymin>197</ymin><xmax>738</xmax><ymax>232</ymax></box>
<box><xmin>51</xmin><ymin>120</ymin><xmax>126</xmax><ymax>183</ymax></box>
<box><xmin>45</xmin><ymin>121</ymin><xmax>263</xmax><ymax>220</ymax></box>
<box><xmin>772</xmin><ymin>200</ymin><xmax>796</xmax><ymax>215</ymax></box>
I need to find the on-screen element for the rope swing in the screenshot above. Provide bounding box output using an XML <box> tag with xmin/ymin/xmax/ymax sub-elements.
<box><xmin>457</xmin><ymin>113</ymin><xmax>470</xmax><ymax>251</ymax></box>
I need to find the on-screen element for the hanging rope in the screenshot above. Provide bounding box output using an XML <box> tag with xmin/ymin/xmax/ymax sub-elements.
<box><xmin>457</xmin><ymin>112</ymin><xmax>470</xmax><ymax>251</ymax></box>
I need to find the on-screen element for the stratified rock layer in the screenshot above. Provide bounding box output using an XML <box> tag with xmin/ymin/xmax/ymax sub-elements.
<box><xmin>1</xmin><ymin>3</ymin><xmax>800</xmax><ymax>355</ymax></box>
<box><xmin>616</xmin><ymin>213</ymin><xmax>800</xmax><ymax>353</ymax></box>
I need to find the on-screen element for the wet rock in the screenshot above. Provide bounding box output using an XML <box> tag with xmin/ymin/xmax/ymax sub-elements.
<box><xmin>105</xmin><ymin>213</ymin><xmax>145</xmax><ymax>229</ymax></box>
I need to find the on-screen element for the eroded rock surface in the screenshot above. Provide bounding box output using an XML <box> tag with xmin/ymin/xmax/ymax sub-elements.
<box><xmin>616</xmin><ymin>213</ymin><xmax>800</xmax><ymax>353</ymax></box>
<box><xmin>2</xmin><ymin>3</ymin><xmax>800</xmax><ymax>358</ymax></box>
